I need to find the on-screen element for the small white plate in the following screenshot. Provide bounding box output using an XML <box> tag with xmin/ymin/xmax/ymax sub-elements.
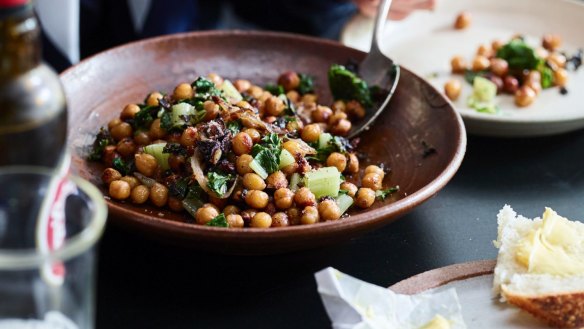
<box><xmin>342</xmin><ymin>0</ymin><xmax>584</xmax><ymax>137</ymax></box>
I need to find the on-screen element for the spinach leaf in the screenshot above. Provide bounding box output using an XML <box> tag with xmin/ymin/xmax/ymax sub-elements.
<box><xmin>182</xmin><ymin>183</ymin><xmax>207</xmax><ymax>219</ymax></box>
<box><xmin>251</xmin><ymin>133</ymin><xmax>282</xmax><ymax>174</ymax></box>
<box><xmin>88</xmin><ymin>127</ymin><xmax>113</xmax><ymax>161</ymax></box>
<box><xmin>328</xmin><ymin>64</ymin><xmax>372</xmax><ymax>108</ymax></box>
<box><xmin>464</xmin><ymin>69</ymin><xmax>489</xmax><ymax>85</ymax></box>
<box><xmin>496</xmin><ymin>39</ymin><xmax>540</xmax><ymax>70</ymax></box>
<box><xmin>133</xmin><ymin>105</ymin><xmax>160</xmax><ymax>130</ymax></box>
<box><xmin>376</xmin><ymin>186</ymin><xmax>399</xmax><ymax>200</ymax></box>
<box><xmin>265</xmin><ymin>84</ymin><xmax>285</xmax><ymax>96</ymax></box>
<box><xmin>206</xmin><ymin>213</ymin><xmax>228</xmax><ymax>227</ymax></box>
<box><xmin>298</xmin><ymin>74</ymin><xmax>314</xmax><ymax>94</ymax></box>
<box><xmin>168</xmin><ymin>177</ymin><xmax>190</xmax><ymax>199</ymax></box>
<box><xmin>112</xmin><ymin>157</ymin><xmax>134</xmax><ymax>176</ymax></box>
<box><xmin>226</xmin><ymin>120</ymin><xmax>241</xmax><ymax>135</ymax></box>
<box><xmin>160</xmin><ymin>111</ymin><xmax>173</xmax><ymax>131</ymax></box>
<box><xmin>192</xmin><ymin>77</ymin><xmax>215</xmax><ymax>93</ymax></box>
<box><xmin>537</xmin><ymin>61</ymin><xmax>555</xmax><ymax>89</ymax></box>
<box><xmin>207</xmin><ymin>171</ymin><xmax>234</xmax><ymax>197</ymax></box>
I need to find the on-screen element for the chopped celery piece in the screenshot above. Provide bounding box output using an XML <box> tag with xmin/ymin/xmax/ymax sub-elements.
<box><xmin>318</xmin><ymin>133</ymin><xmax>333</xmax><ymax>149</ymax></box>
<box><xmin>279</xmin><ymin>149</ymin><xmax>295</xmax><ymax>169</ymax></box>
<box><xmin>336</xmin><ymin>194</ymin><xmax>354</xmax><ymax>215</ymax></box>
<box><xmin>303</xmin><ymin>167</ymin><xmax>340</xmax><ymax>198</ymax></box>
<box><xmin>250</xmin><ymin>159</ymin><xmax>268</xmax><ymax>179</ymax></box>
<box><xmin>143</xmin><ymin>142</ymin><xmax>170</xmax><ymax>170</ymax></box>
<box><xmin>472</xmin><ymin>76</ymin><xmax>496</xmax><ymax>103</ymax></box>
<box><xmin>289</xmin><ymin>173</ymin><xmax>302</xmax><ymax>192</ymax></box>
<box><xmin>219</xmin><ymin>80</ymin><xmax>243</xmax><ymax>104</ymax></box>
<box><xmin>171</xmin><ymin>103</ymin><xmax>195</xmax><ymax>127</ymax></box>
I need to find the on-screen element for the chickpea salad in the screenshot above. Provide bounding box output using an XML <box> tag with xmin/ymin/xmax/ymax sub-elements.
<box><xmin>89</xmin><ymin>65</ymin><xmax>397</xmax><ymax>228</ymax></box>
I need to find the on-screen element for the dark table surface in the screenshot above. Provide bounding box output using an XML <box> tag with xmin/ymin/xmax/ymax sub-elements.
<box><xmin>95</xmin><ymin>129</ymin><xmax>584</xmax><ymax>328</ymax></box>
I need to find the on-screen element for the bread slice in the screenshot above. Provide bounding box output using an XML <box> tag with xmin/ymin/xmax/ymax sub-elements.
<box><xmin>493</xmin><ymin>205</ymin><xmax>584</xmax><ymax>328</ymax></box>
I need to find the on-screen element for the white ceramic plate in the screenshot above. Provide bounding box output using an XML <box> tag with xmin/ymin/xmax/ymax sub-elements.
<box><xmin>342</xmin><ymin>0</ymin><xmax>584</xmax><ymax>137</ymax></box>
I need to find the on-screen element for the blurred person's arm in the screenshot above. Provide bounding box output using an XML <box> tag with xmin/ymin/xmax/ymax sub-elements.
<box><xmin>354</xmin><ymin>0</ymin><xmax>435</xmax><ymax>20</ymax></box>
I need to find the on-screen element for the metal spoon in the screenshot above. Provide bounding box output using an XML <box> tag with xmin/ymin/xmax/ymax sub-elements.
<box><xmin>348</xmin><ymin>0</ymin><xmax>400</xmax><ymax>138</ymax></box>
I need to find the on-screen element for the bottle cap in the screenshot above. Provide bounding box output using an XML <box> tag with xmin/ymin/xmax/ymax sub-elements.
<box><xmin>0</xmin><ymin>0</ymin><xmax>28</xmax><ymax>8</ymax></box>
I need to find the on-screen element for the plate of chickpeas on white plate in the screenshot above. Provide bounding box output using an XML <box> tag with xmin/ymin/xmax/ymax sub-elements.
<box><xmin>342</xmin><ymin>0</ymin><xmax>584</xmax><ymax>137</ymax></box>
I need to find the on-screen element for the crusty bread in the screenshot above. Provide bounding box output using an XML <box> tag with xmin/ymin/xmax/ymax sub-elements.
<box><xmin>493</xmin><ymin>205</ymin><xmax>584</xmax><ymax>328</ymax></box>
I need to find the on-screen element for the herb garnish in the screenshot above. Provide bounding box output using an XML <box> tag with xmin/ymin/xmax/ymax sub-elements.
<box><xmin>297</xmin><ymin>74</ymin><xmax>314</xmax><ymax>94</ymax></box>
<box><xmin>376</xmin><ymin>186</ymin><xmax>399</xmax><ymax>200</ymax></box>
<box><xmin>328</xmin><ymin>64</ymin><xmax>372</xmax><ymax>108</ymax></box>
<box><xmin>88</xmin><ymin>127</ymin><xmax>114</xmax><ymax>161</ymax></box>
<box><xmin>207</xmin><ymin>171</ymin><xmax>235</xmax><ymax>197</ymax></box>
<box><xmin>251</xmin><ymin>133</ymin><xmax>282</xmax><ymax>174</ymax></box>
<box><xmin>206</xmin><ymin>213</ymin><xmax>228</xmax><ymax>227</ymax></box>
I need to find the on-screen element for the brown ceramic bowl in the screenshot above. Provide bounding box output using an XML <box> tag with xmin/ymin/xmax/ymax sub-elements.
<box><xmin>62</xmin><ymin>31</ymin><xmax>466</xmax><ymax>254</ymax></box>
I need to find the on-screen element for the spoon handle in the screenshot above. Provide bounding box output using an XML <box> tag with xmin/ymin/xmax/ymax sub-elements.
<box><xmin>370</xmin><ymin>0</ymin><xmax>393</xmax><ymax>55</ymax></box>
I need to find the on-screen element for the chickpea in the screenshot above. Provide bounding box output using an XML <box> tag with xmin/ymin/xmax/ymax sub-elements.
<box><xmin>247</xmin><ymin>86</ymin><xmax>263</xmax><ymax>99</ymax></box>
<box><xmin>110</xmin><ymin>122</ymin><xmax>133</xmax><ymax>141</ymax></box>
<box><xmin>450</xmin><ymin>56</ymin><xmax>468</xmax><ymax>74</ymax></box>
<box><xmin>362</xmin><ymin>173</ymin><xmax>383</xmax><ymax>191</ymax></box>
<box><xmin>330</xmin><ymin>119</ymin><xmax>352</xmax><ymax>136</ymax></box>
<box><xmin>282</xmin><ymin>140</ymin><xmax>303</xmax><ymax>157</ymax></box>
<box><xmin>250</xmin><ymin>212</ymin><xmax>272</xmax><ymax>228</ymax></box>
<box><xmin>472</xmin><ymin>55</ymin><xmax>490</xmax><ymax>71</ymax></box>
<box><xmin>488</xmin><ymin>75</ymin><xmax>504</xmax><ymax>94</ymax></box>
<box><xmin>195</xmin><ymin>206</ymin><xmax>219</xmax><ymax>225</ymax></box>
<box><xmin>515</xmin><ymin>86</ymin><xmax>537</xmax><ymax>107</ymax></box>
<box><xmin>203</xmin><ymin>203</ymin><xmax>221</xmax><ymax>213</ymax></box>
<box><xmin>300</xmin><ymin>206</ymin><xmax>319</xmax><ymax>225</ymax></box>
<box><xmin>243</xmin><ymin>128</ymin><xmax>261</xmax><ymax>143</ymax></box>
<box><xmin>168</xmin><ymin>197</ymin><xmax>184</xmax><ymax>212</ymax></box>
<box><xmin>547</xmin><ymin>53</ymin><xmax>566</xmax><ymax>69</ymax></box>
<box><xmin>266</xmin><ymin>171</ymin><xmax>288</xmax><ymax>189</ymax></box>
<box><xmin>180</xmin><ymin>127</ymin><xmax>198</xmax><ymax>147</ymax></box>
<box><xmin>535</xmin><ymin>47</ymin><xmax>549</xmax><ymax>59</ymax></box>
<box><xmin>102</xmin><ymin>146</ymin><xmax>118</xmax><ymax>167</ymax></box>
<box><xmin>232</xmin><ymin>132</ymin><xmax>253</xmax><ymax>155</ymax></box>
<box><xmin>454</xmin><ymin>11</ymin><xmax>471</xmax><ymax>29</ymax></box>
<box><xmin>365</xmin><ymin>165</ymin><xmax>385</xmax><ymax>180</ymax></box>
<box><xmin>326</xmin><ymin>152</ymin><xmax>347</xmax><ymax>173</ymax></box>
<box><xmin>294</xmin><ymin>187</ymin><xmax>316</xmax><ymax>207</ymax></box>
<box><xmin>236</xmin><ymin>100</ymin><xmax>252</xmax><ymax>109</ymax></box>
<box><xmin>356</xmin><ymin>188</ymin><xmax>376</xmax><ymax>208</ymax></box>
<box><xmin>236</xmin><ymin>154</ymin><xmax>254</xmax><ymax>175</ymax></box>
<box><xmin>245</xmin><ymin>190</ymin><xmax>269</xmax><ymax>209</ymax></box>
<box><xmin>318</xmin><ymin>199</ymin><xmax>341</xmax><ymax>221</ymax></box>
<box><xmin>311</xmin><ymin>105</ymin><xmax>333</xmax><ymax>123</ymax></box>
<box><xmin>286</xmin><ymin>90</ymin><xmax>300</xmax><ymax>103</ymax></box>
<box><xmin>108</xmin><ymin>118</ymin><xmax>122</xmax><ymax>131</ymax></box>
<box><xmin>281</xmin><ymin>162</ymin><xmax>299</xmax><ymax>176</ymax></box>
<box><xmin>328</xmin><ymin>111</ymin><xmax>348</xmax><ymax>126</ymax></box>
<box><xmin>120</xmin><ymin>176</ymin><xmax>139</xmax><ymax>189</ymax></box>
<box><xmin>233</xmin><ymin>79</ymin><xmax>251</xmax><ymax>93</ymax></box>
<box><xmin>135</xmin><ymin>153</ymin><xmax>158</xmax><ymax>177</ymax></box>
<box><xmin>345</xmin><ymin>100</ymin><xmax>366</xmax><ymax>119</ymax></box>
<box><xmin>209</xmin><ymin>196</ymin><xmax>227</xmax><ymax>210</ymax></box>
<box><xmin>491</xmin><ymin>39</ymin><xmax>504</xmax><ymax>51</ymax></box>
<box><xmin>301</xmin><ymin>124</ymin><xmax>322</xmax><ymax>143</ymax></box>
<box><xmin>554</xmin><ymin>68</ymin><xmax>568</xmax><ymax>87</ymax></box>
<box><xmin>109</xmin><ymin>180</ymin><xmax>130</xmax><ymax>200</ymax></box>
<box><xmin>265</xmin><ymin>96</ymin><xmax>285</xmax><ymax>116</ymax></box>
<box><xmin>207</xmin><ymin>73</ymin><xmax>223</xmax><ymax>86</ymax></box>
<box><xmin>120</xmin><ymin>104</ymin><xmax>140</xmax><ymax>121</ymax></box>
<box><xmin>503</xmin><ymin>76</ymin><xmax>519</xmax><ymax>94</ymax></box>
<box><xmin>203</xmin><ymin>100</ymin><xmax>220</xmax><ymax>121</ymax></box>
<box><xmin>271</xmin><ymin>212</ymin><xmax>290</xmax><ymax>227</ymax></box>
<box><xmin>149</xmin><ymin>118</ymin><xmax>166</xmax><ymax>140</ymax></box>
<box><xmin>345</xmin><ymin>153</ymin><xmax>359</xmax><ymax>174</ymax></box>
<box><xmin>240</xmin><ymin>209</ymin><xmax>257</xmax><ymax>224</ymax></box>
<box><xmin>146</xmin><ymin>92</ymin><xmax>163</xmax><ymax>106</ymax></box>
<box><xmin>223</xmin><ymin>205</ymin><xmax>240</xmax><ymax>216</ymax></box>
<box><xmin>134</xmin><ymin>131</ymin><xmax>151</xmax><ymax>146</ymax></box>
<box><xmin>444</xmin><ymin>79</ymin><xmax>462</xmax><ymax>101</ymax></box>
<box><xmin>477</xmin><ymin>44</ymin><xmax>493</xmax><ymax>58</ymax></box>
<box><xmin>226</xmin><ymin>214</ymin><xmax>244</xmax><ymax>228</ymax></box>
<box><xmin>130</xmin><ymin>185</ymin><xmax>149</xmax><ymax>204</ymax></box>
<box><xmin>274</xmin><ymin>188</ymin><xmax>294</xmax><ymax>210</ymax></box>
<box><xmin>243</xmin><ymin>173</ymin><xmax>267</xmax><ymax>190</ymax></box>
<box><xmin>149</xmin><ymin>183</ymin><xmax>168</xmax><ymax>207</ymax></box>
<box><xmin>277</xmin><ymin>71</ymin><xmax>300</xmax><ymax>91</ymax></box>
<box><xmin>287</xmin><ymin>207</ymin><xmax>302</xmax><ymax>225</ymax></box>
<box><xmin>340</xmin><ymin>182</ymin><xmax>358</xmax><ymax>197</ymax></box>
<box><xmin>264</xmin><ymin>116</ymin><xmax>277</xmax><ymax>124</ymax></box>
<box><xmin>116</xmin><ymin>138</ymin><xmax>136</xmax><ymax>157</ymax></box>
<box><xmin>542</xmin><ymin>34</ymin><xmax>562</xmax><ymax>51</ymax></box>
<box><xmin>168</xmin><ymin>154</ymin><xmax>186</xmax><ymax>172</ymax></box>
<box><xmin>102</xmin><ymin>168</ymin><xmax>122</xmax><ymax>185</ymax></box>
<box><xmin>524</xmin><ymin>80</ymin><xmax>542</xmax><ymax>96</ymax></box>
<box><xmin>302</xmin><ymin>93</ymin><xmax>318</xmax><ymax>104</ymax></box>
<box><xmin>173</xmin><ymin>83</ymin><xmax>194</xmax><ymax>100</ymax></box>
<box><xmin>490</xmin><ymin>58</ymin><xmax>509</xmax><ymax>77</ymax></box>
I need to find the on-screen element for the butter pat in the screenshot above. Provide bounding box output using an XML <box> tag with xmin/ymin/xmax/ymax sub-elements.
<box><xmin>419</xmin><ymin>314</ymin><xmax>451</xmax><ymax>329</ymax></box>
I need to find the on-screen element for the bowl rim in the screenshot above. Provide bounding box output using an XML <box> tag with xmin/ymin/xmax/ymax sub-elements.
<box><xmin>62</xmin><ymin>30</ymin><xmax>467</xmax><ymax>238</ymax></box>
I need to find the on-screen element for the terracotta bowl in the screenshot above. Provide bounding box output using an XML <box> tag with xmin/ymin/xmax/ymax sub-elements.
<box><xmin>62</xmin><ymin>31</ymin><xmax>466</xmax><ymax>254</ymax></box>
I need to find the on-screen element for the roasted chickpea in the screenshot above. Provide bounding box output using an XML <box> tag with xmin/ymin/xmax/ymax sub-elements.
<box><xmin>195</xmin><ymin>206</ymin><xmax>220</xmax><ymax>225</ymax></box>
<box><xmin>227</xmin><ymin>214</ymin><xmax>244</xmax><ymax>228</ymax></box>
<box><xmin>281</xmin><ymin>162</ymin><xmax>299</xmax><ymax>176</ymax></box>
<box><xmin>286</xmin><ymin>90</ymin><xmax>300</xmax><ymax>103</ymax></box>
<box><xmin>265</xmin><ymin>96</ymin><xmax>285</xmax><ymax>116</ymax></box>
<box><xmin>173</xmin><ymin>83</ymin><xmax>194</xmax><ymax>100</ymax></box>
<box><xmin>243</xmin><ymin>128</ymin><xmax>261</xmax><ymax>143</ymax></box>
<box><xmin>251</xmin><ymin>212</ymin><xmax>272</xmax><ymax>228</ymax></box>
<box><xmin>274</xmin><ymin>188</ymin><xmax>294</xmax><ymax>210</ymax></box>
<box><xmin>240</xmin><ymin>209</ymin><xmax>257</xmax><ymax>224</ymax></box>
<box><xmin>245</xmin><ymin>190</ymin><xmax>269</xmax><ymax>209</ymax></box>
<box><xmin>120</xmin><ymin>176</ymin><xmax>139</xmax><ymax>189</ymax></box>
<box><xmin>203</xmin><ymin>100</ymin><xmax>220</xmax><ymax>121</ymax></box>
<box><xmin>116</xmin><ymin>138</ymin><xmax>136</xmax><ymax>157</ymax></box>
<box><xmin>207</xmin><ymin>73</ymin><xmax>223</xmax><ymax>86</ymax></box>
<box><xmin>265</xmin><ymin>171</ymin><xmax>287</xmax><ymax>189</ymax></box>
<box><xmin>135</xmin><ymin>153</ymin><xmax>158</xmax><ymax>177</ymax></box>
<box><xmin>490</xmin><ymin>58</ymin><xmax>509</xmax><ymax>77</ymax></box>
<box><xmin>340</xmin><ymin>182</ymin><xmax>358</xmax><ymax>197</ymax></box>
<box><xmin>109</xmin><ymin>180</ymin><xmax>130</xmax><ymax>200</ymax></box>
<box><xmin>236</xmin><ymin>154</ymin><xmax>254</xmax><ymax>175</ymax></box>
<box><xmin>149</xmin><ymin>118</ymin><xmax>166</xmax><ymax>140</ymax></box>
<box><xmin>524</xmin><ymin>80</ymin><xmax>542</xmax><ymax>96</ymax></box>
<box><xmin>365</xmin><ymin>165</ymin><xmax>385</xmax><ymax>180</ymax></box>
<box><xmin>248</xmin><ymin>86</ymin><xmax>264</xmax><ymax>99</ymax></box>
<box><xmin>450</xmin><ymin>55</ymin><xmax>468</xmax><ymax>74</ymax></box>
<box><xmin>271</xmin><ymin>212</ymin><xmax>290</xmax><ymax>227</ymax></box>
<box><xmin>515</xmin><ymin>86</ymin><xmax>537</xmax><ymax>107</ymax></box>
<box><xmin>102</xmin><ymin>168</ymin><xmax>122</xmax><ymax>185</ymax></box>
<box><xmin>282</xmin><ymin>140</ymin><xmax>303</xmax><ymax>157</ymax></box>
<box><xmin>302</xmin><ymin>93</ymin><xmax>318</xmax><ymax>104</ymax></box>
<box><xmin>477</xmin><ymin>44</ymin><xmax>493</xmax><ymax>58</ymax></box>
<box><xmin>318</xmin><ymin>199</ymin><xmax>341</xmax><ymax>221</ymax></box>
<box><xmin>345</xmin><ymin>100</ymin><xmax>366</xmax><ymax>119</ymax></box>
<box><xmin>542</xmin><ymin>34</ymin><xmax>562</xmax><ymax>51</ymax></box>
<box><xmin>326</xmin><ymin>152</ymin><xmax>347</xmax><ymax>173</ymax></box>
<box><xmin>300</xmin><ymin>206</ymin><xmax>319</xmax><ymax>225</ymax></box>
<box><xmin>243</xmin><ymin>173</ymin><xmax>266</xmax><ymax>190</ymax></box>
<box><xmin>287</xmin><ymin>207</ymin><xmax>302</xmax><ymax>225</ymax></box>
<box><xmin>444</xmin><ymin>79</ymin><xmax>462</xmax><ymax>101</ymax></box>
<box><xmin>278</xmin><ymin>71</ymin><xmax>300</xmax><ymax>91</ymax></box>
<box><xmin>149</xmin><ymin>183</ymin><xmax>168</xmax><ymax>207</ymax></box>
<box><xmin>102</xmin><ymin>146</ymin><xmax>118</xmax><ymax>167</ymax></box>
<box><xmin>180</xmin><ymin>127</ymin><xmax>198</xmax><ymax>147</ymax></box>
<box><xmin>233</xmin><ymin>79</ymin><xmax>251</xmax><ymax>92</ymax></box>
<box><xmin>223</xmin><ymin>205</ymin><xmax>240</xmax><ymax>216</ymax></box>
<box><xmin>108</xmin><ymin>118</ymin><xmax>122</xmax><ymax>131</ymax></box>
<box><xmin>356</xmin><ymin>188</ymin><xmax>376</xmax><ymax>208</ymax></box>
<box><xmin>168</xmin><ymin>154</ymin><xmax>186</xmax><ymax>172</ymax></box>
<box><xmin>294</xmin><ymin>187</ymin><xmax>316</xmax><ymax>207</ymax></box>
<box><xmin>491</xmin><ymin>39</ymin><xmax>504</xmax><ymax>51</ymax></box>
<box><xmin>209</xmin><ymin>196</ymin><xmax>227</xmax><ymax>210</ymax></box>
<box><xmin>454</xmin><ymin>11</ymin><xmax>471</xmax><ymax>29</ymax></box>
<box><xmin>130</xmin><ymin>185</ymin><xmax>149</xmax><ymax>204</ymax></box>
<box><xmin>331</xmin><ymin>100</ymin><xmax>346</xmax><ymax>112</ymax></box>
<box><xmin>362</xmin><ymin>173</ymin><xmax>383</xmax><ymax>191</ymax></box>
<box><xmin>554</xmin><ymin>68</ymin><xmax>568</xmax><ymax>87</ymax></box>
<box><xmin>168</xmin><ymin>197</ymin><xmax>184</xmax><ymax>212</ymax></box>
<box><xmin>503</xmin><ymin>76</ymin><xmax>519</xmax><ymax>94</ymax></box>
<box><xmin>301</xmin><ymin>124</ymin><xmax>321</xmax><ymax>143</ymax></box>
<box><xmin>328</xmin><ymin>111</ymin><xmax>348</xmax><ymax>126</ymax></box>
<box><xmin>120</xmin><ymin>104</ymin><xmax>140</xmax><ymax>121</ymax></box>
<box><xmin>110</xmin><ymin>122</ymin><xmax>133</xmax><ymax>141</ymax></box>
<box><xmin>232</xmin><ymin>132</ymin><xmax>253</xmax><ymax>155</ymax></box>
<box><xmin>488</xmin><ymin>75</ymin><xmax>504</xmax><ymax>94</ymax></box>
<box><xmin>472</xmin><ymin>55</ymin><xmax>490</xmax><ymax>71</ymax></box>
<box><xmin>236</xmin><ymin>100</ymin><xmax>252</xmax><ymax>109</ymax></box>
<box><xmin>330</xmin><ymin>119</ymin><xmax>352</xmax><ymax>136</ymax></box>
<box><xmin>535</xmin><ymin>47</ymin><xmax>549</xmax><ymax>59</ymax></box>
<box><xmin>547</xmin><ymin>53</ymin><xmax>567</xmax><ymax>69</ymax></box>
<box><xmin>134</xmin><ymin>131</ymin><xmax>151</xmax><ymax>146</ymax></box>
<box><xmin>146</xmin><ymin>92</ymin><xmax>163</xmax><ymax>106</ymax></box>
<box><xmin>311</xmin><ymin>105</ymin><xmax>333</xmax><ymax>123</ymax></box>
